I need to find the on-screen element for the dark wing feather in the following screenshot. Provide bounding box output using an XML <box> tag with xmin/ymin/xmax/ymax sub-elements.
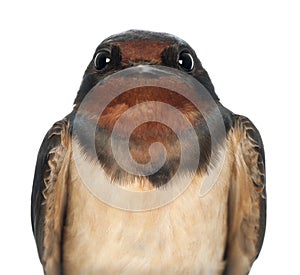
<box><xmin>223</xmin><ymin>115</ymin><xmax>266</xmax><ymax>275</ymax></box>
<box><xmin>31</xmin><ymin>118</ymin><xmax>71</xmax><ymax>275</ymax></box>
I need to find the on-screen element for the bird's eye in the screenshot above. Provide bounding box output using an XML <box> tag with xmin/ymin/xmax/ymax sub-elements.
<box><xmin>94</xmin><ymin>51</ymin><xmax>111</xmax><ymax>70</ymax></box>
<box><xmin>178</xmin><ymin>51</ymin><xmax>194</xmax><ymax>71</ymax></box>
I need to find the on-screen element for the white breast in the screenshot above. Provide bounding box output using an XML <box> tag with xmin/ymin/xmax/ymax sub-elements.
<box><xmin>63</xmin><ymin>142</ymin><xmax>232</xmax><ymax>275</ymax></box>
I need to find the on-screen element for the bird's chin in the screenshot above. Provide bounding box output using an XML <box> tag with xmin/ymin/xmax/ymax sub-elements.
<box><xmin>76</xmin><ymin>65</ymin><xmax>213</xmax><ymax>135</ymax></box>
<box><xmin>73</xmin><ymin>65</ymin><xmax>215</xmax><ymax>185</ymax></box>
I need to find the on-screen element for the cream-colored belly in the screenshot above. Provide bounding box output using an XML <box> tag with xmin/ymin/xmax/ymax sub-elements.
<box><xmin>63</xmin><ymin>148</ymin><xmax>231</xmax><ymax>275</ymax></box>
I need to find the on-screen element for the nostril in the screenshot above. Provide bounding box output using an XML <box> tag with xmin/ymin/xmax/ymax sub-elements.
<box><xmin>128</xmin><ymin>61</ymin><xmax>155</xmax><ymax>67</ymax></box>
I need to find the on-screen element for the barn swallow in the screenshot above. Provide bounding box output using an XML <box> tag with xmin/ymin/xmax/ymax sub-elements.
<box><xmin>31</xmin><ymin>30</ymin><xmax>266</xmax><ymax>275</ymax></box>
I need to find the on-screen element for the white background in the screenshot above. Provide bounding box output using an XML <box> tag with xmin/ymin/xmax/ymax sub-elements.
<box><xmin>1</xmin><ymin>0</ymin><xmax>299</xmax><ymax>274</ymax></box>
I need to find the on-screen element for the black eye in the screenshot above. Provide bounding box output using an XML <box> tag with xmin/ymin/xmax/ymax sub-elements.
<box><xmin>94</xmin><ymin>51</ymin><xmax>111</xmax><ymax>70</ymax></box>
<box><xmin>178</xmin><ymin>51</ymin><xmax>194</xmax><ymax>71</ymax></box>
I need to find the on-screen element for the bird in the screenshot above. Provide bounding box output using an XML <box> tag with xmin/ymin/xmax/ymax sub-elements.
<box><xmin>31</xmin><ymin>30</ymin><xmax>266</xmax><ymax>275</ymax></box>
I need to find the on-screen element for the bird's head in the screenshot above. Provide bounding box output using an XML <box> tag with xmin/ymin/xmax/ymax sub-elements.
<box><xmin>74</xmin><ymin>29</ymin><xmax>218</xmax><ymax>106</ymax></box>
<box><xmin>72</xmin><ymin>30</ymin><xmax>224</xmax><ymax>188</ymax></box>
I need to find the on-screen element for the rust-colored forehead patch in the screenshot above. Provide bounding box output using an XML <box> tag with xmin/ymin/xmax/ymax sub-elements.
<box><xmin>114</xmin><ymin>40</ymin><xmax>172</xmax><ymax>64</ymax></box>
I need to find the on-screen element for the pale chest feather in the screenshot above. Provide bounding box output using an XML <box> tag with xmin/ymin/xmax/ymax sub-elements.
<box><xmin>62</xmin><ymin>144</ymin><xmax>232</xmax><ymax>275</ymax></box>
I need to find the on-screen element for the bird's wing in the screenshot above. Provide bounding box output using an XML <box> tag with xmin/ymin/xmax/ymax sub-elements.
<box><xmin>31</xmin><ymin>118</ymin><xmax>71</xmax><ymax>275</ymax></box>
<box><xmin>223</xmin><ymin>115</ymin><xmax>266</xmax><ymax>275</ymax></box>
